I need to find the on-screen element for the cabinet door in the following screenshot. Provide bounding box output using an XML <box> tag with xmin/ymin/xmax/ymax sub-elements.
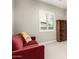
<box><xmin>60</xmin><ymin>21</ymin><xmax>67</xmax><ymax>41</ymax></box>
<box><xmin>56</xmin><ymin>20</ymin><xmax>61</xmax><ymax>42</ymax></box>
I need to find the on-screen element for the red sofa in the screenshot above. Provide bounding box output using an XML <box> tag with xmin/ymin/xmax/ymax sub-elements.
<box><xmin>12</xmin><ymin>34</ymin><xmax>44</xmax><ymax>59</ymax></box>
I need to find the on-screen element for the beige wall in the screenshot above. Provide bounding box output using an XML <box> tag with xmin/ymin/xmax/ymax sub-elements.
<box><xmin>13</xmin><ymin>0</ymin><xmax>66</xmax><ymax>43</ymax></box>
<box><xmin>64</xmin><ymin>9</ymin><xmax>67</xmax><ymax>20</ymax></box>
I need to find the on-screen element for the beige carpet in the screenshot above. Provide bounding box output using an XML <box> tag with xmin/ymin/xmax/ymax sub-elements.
<box><xmin>45</xmin><ymin>41</ymin><xmax>67</xmax><ymax>59</ymax></box>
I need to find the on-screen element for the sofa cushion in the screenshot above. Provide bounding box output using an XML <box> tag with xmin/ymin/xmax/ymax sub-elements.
<box><xmin>12</xmin><ymin>34</ymin><xmax>23</xmax><ymax>51</ymax></box>
<box><xmin>23</xmin><ymin>40</ymin><xmax>38</xmax><ymax>46</ymax></box>
<box><xmin>23</xmin><ymin>44</ymin><xmax>39</xmax><ymax>49</ymax></box>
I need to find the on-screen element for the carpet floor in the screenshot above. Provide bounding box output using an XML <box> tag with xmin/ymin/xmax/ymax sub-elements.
<box><xmin>45</xmin><ymin>41</ymin><xmax>67</xmax><ymax>59</ymax></box>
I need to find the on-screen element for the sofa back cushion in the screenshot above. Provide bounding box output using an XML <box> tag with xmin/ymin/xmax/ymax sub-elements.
<box><xmin>12</xmin><ymin>34</ymin><xmax>23</xmax><ymax>51</ymax></box>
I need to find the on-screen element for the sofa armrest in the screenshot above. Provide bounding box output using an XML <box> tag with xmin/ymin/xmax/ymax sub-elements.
<box><xmin>12</xmin><ymin>45</ymin><xmax>44</xmax><ymax>59</ymax></box>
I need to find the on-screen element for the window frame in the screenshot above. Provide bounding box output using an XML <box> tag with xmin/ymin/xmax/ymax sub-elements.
<box><xmin>39</xmin><ymin>10</ymin><xmax>55</xmax><ymax>32</ymax></box>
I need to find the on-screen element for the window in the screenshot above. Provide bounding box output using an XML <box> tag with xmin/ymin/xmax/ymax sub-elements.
<box><xmin>39</xmin><ymin>10</ymin><xmax>55</xmax><ymax>32</ymax></box>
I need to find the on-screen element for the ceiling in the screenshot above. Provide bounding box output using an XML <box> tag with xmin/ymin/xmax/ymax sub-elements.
<box><xmin>38</xmin><ymin>0</ymin><xmax>67</xmax><ymax>9</ymax></box>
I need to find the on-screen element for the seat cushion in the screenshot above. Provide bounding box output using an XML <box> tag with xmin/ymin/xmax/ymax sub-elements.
<box><xmin>27</xmin><ymin>40</ymin><xmax>38</xmax><ymax>46</ymax></box>
<box><xmin>23</xmin><ymin>44</ymin><xmax>39</xmax><ymax>49</ymax></box>
<box><xmin>12</xmin><ymin>34</ymin><xmax>23</xmax><ymax>51</ymax></box>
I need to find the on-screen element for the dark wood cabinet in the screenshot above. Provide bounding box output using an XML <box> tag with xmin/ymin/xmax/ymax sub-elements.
<box><xmin>56</xmin><ymin>20</ymin><xmax>67</xmax><ymax>42</ymax></box>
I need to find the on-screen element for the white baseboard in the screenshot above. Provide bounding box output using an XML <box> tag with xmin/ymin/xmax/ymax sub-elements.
<box><xmin>39</xmin><ymin>40</ymin><xmax>56</xmax><ymax>45</ymax></box>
